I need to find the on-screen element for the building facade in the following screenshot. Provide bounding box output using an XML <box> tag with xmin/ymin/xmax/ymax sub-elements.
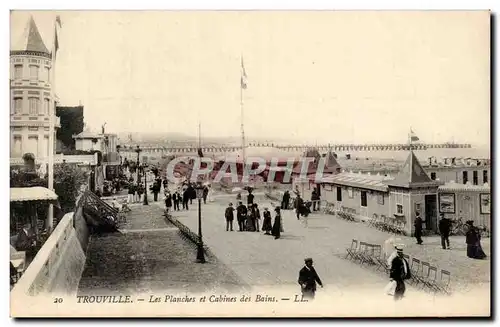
<box><xmin>314</xmin><ymin>152</ymin><xmax>491</xmax><ymax>234</ymax></box>
<box><xmin>10</xmin><ymin>17</ymin><xmax>60</xmax><ymax>159</ymax></box>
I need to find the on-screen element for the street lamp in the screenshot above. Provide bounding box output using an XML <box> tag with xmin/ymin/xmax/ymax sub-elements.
<box><xmin>135</xmin><ymin>145</ymin><xmax>142</xmax><ymax>183</ymax></box>
<box><xmin>143</xmin><ymin>162</ymin><xmax>149</xmax><ymax>205</ymax></box>
<box><xmin>195</xmin><ymin>182</ymin><xmax>206</xmax><ymax>263</ymax></box>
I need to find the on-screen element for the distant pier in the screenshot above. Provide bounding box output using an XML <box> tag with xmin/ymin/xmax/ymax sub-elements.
<box><xmin>119</xmin><ymin>142</ymin><xmax>472</xmax><ymax>155</ymax></box>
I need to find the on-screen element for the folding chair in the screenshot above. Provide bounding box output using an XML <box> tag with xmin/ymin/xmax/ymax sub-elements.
<box><xmin>357</xmin><ymin>242</ymin><xmax>371</xmax><ymax>265</ymax></box>
<box><xmin>375</xmin><ymin>248</ymin><xmax>390</xmax><ymax>273</ymax></box>
<box><xmin>345</xmin><ymin>239</ymin><xmax>359</xmax><ymax>260</ymax></box>
<box><xmin>409</xmin><ymin>258</ymin><xmax>424</xmax><ymax>286</ymax></box>
<box><xmin>364</xmin><ymin>244</ymin><xmax>379</xmax><ymax>266</ymax></box>
<box><xmin>424</xmin><ymin>266</ymin><xmax>439</xmax><ymax>292</ymax></box>
<box><xmin>367</xmin><ymin>214</ymin><xmax>375</xmax><ymax>227</ymax></box>
<box><xmin>434</xmin><ymin>270</ymin><xmax>452</xmax><ymax>295</ymax></box>
<box><xmin>419</xmin><ymin>261</ymin><xmax>431</xmax><ymax>290</ymax></box>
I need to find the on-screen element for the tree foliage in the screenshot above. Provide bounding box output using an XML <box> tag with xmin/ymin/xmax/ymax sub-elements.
<box><xmin>56</xmin><ymin>106</ymin><xmax>84</xmax><ymax>150</ymax></box>
<box><xmin>11</xmin><ymin>155</ymin><xmax>89</xmax><ymax>214</ymax></box>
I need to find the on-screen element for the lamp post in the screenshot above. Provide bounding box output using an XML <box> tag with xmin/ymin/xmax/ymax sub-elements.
<box><xmin>135</xmin><ymin>145</ymin><xmax>142</xmax><ymax>183</ymax></box>
<box><xmin>195</xmin><ymin>182</ymin><xmax>206</xmax><ymax>263</ymax></box>
<box><xmin>143</xmin><ymin>162</ymin><xmax>149</xmax><ymax>205</ymax></box>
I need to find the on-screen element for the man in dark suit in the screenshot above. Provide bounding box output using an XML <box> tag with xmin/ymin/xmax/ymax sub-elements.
<box><xmin>414</xmin><ymin>212</ymin><xmax>423</xmax><ymax>245</ymax></box>
<box><xmin>225</xmin><ymin>203</ymin><xmax>234</xmax><ymax>231</ymax></box>
<box><xmin>438</xmin><ymin>213</ymin><xmax>452</xmax><ymax>249</ymax></box>
<box><xmin>298</xmin><ymin>258</ymin><xmax>323</xmax><ymax>300</ymax></box>
<box><xmin>172</xmin><ymin>190</ymin><xmax>181</xmax><ymax>211</ymax></box>
<box><xmin>182</xmin><ymin>188</ymin><xmax>190</xmax><ymax>210</ymax></box>
<box><xmin>236</xmin><ymin>202</ymin><xmax>247</xmax><ymax>232</ymax></box>
<box><xmin>389</xmin><ymin>245</ymin><xmax>411</xmax><ymax>301</ymax></box>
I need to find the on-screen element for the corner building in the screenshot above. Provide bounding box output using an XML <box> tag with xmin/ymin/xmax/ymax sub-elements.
<box><xmin>10</xmin><ymin>16</ymin><xmax>60</xmax><ymax>159</ymax></box>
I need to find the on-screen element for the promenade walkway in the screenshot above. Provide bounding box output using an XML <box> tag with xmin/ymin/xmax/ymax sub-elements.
<box><xmin>78</xmin><ymin>204</ymin><xmax>247</xmax><ymax>296</ymax></box>
<box><xmin>159</xmin><ymin>192</ymin><xmax>490</xmax><ymax>315</ymax></box>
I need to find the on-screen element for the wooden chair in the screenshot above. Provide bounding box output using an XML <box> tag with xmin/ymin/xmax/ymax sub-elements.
<box><xmin>345</xmin><ymin>239</ymin><xmax>359</xmax><ymax>260</ymax></box>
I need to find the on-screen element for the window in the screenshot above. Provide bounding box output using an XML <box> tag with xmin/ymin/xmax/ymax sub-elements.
<box><xmin>336</xmin><ymin>187</ymin><xmax>342</xmax><ymax>201</ymax></box>
<box><xmin>483</xmin><ymin>170</ymin><xmax>488</xmax><ymax>184</ymax></box>
<box><xmin>44</xmin><ymin>99</ymin><xmax>50</xmax><ymax>115</ymax></box>
<box><xmin>348</xmin><ymin>187</ymin><xmax>353</xmax><ymax>198</ymax></box>
<box><xmin>462</xmin><ymin>171</ymin><xmax>468</xmax><ymax>184</ymax></box>
<box><xmin>430</xmin><ymin>172</ymin><xmax>436</xmax><ymax>180</ymax></box>
<box><xmin>396</xmin><ymin>204</ymin><xmax>403</xmax><ymax>215</ymax></box>
<box><xmin>360</xmin><ymin>191</ymin><xmax>367</xmax><ymax>207</ymax></box>
<box><xmin>377</xmin><ymin>193</ymin><xmax>384</xmax><ymax>205</ymax></box>
<box><xmin>14</xmin><ymin>65</ymin><xmax>23</xmax><ymax>79</ymax></box>
<box><xmin>29</xmin><ymin>97</ymin><xmax>39</xmax><ymax>115</ymax></box>
<box><xmin>13</xmin><ymin>98</ymin><xmax>23</xmax><ymax>114</ymax></box>
<box><xmin>29</xmin><ymin>65</ymin><xmax>39</xmax><ymax>80</ymax></box>
<box><xmin>473</xmin><ymin>171</ymin><xmax>478</xmax><ymax>185</ymax></box>
<box><xmin>44</xmin><ymin>67</ymin><xmax>50</xmax><ymax>82</ymax></box>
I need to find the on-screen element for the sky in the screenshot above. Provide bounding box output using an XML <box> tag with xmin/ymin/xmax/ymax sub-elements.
<box><xmin>10</xmin><ymin>10</ymin><xmax>490</xmax><ymax>145</ymax></box>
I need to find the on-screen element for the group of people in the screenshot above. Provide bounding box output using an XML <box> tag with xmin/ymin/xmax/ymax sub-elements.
<box><xmin>163</xmin><ymin>181</ymin><xmax>211</xmax><ymax>213</ymax></box>
<box><xmin>413</xmin><ymin>212</ymin><xmax>487</xmax><ymax>259</ymax></box>
<box><xmin>225</xmin><ymin>189</ymin><xmax>283</xmax><ymax>239</ymax></box>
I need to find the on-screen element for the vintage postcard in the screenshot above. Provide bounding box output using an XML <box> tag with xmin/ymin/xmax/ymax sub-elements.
<box><xmin>9</xmin><ymin>10</ymin><xmax>490</xmax><ymax>317</ymax></box>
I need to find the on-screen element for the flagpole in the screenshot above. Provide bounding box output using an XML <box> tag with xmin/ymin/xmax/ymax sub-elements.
<box><xmin>240</xmin><ymin>56</ymin><xmax>246</xmax><ymax>166</ymax></box>
<box><xmin>47</xmin><ymin>19</ymin><xmax>58</xmax><ymax>232</ymax></box>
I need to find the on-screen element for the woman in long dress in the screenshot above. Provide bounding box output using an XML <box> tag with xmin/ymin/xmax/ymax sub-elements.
<box><xmin>262</xmin><ymin>207</ymin><xmax>272</xmax><ymax>235</ymax></box>
<box><xmin>271</xmin><ymin>207</ymin><xmax>282</xmax><ymax>239</ymax></box>
<box><xmin>466</xmin><ymin>220</ymin><xmax>487</xmax><ymax>259</ymax></box>
<box><xmin>245</xmin><ymin>207</ymin><xmax>256</xmax><ymax>232</ymax></box>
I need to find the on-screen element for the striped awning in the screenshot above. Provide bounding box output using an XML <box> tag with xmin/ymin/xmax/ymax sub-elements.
<box><xmin>10</xmin><ymin>187</ymin><xmax>58</xmax><ymax>202</ymax></box>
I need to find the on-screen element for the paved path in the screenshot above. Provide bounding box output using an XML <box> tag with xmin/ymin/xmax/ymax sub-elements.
<box><xmin>159</xmin><ymin>193</ymin><xmax>490</xmax><ymax>297</ymax></box>
<box><xmin>78</xmin><ymin>205</ymin><xmax>247</xmax><ymax>296</ymax></box>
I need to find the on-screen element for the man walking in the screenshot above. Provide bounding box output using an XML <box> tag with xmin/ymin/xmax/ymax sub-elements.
<box><xmin>438</xmin><ymin>213</ymin><xmax>452</xmax><ymax>249</ymax></box>
<box><xmin>182</xmin><ymin>187</ymin><xmax>190</xmax><ymax>210</ymax></box>
<box><xmin>225</xmin><ymin>203</ymin><xmax>235</xmax><ymax>231</ymax></box>
<box><xmin>389</xmin><ymin>245</ymin><xmax>411</xmax><ymax>301</ymax></box>
<box><xmin>298</xmin><ymin>258</ymin><xmax>323</xmax><ymax>300</ymax></box>
<box><xmin>414</xmin><ymin>212</ymin><xmax>423</xmax><ymax>245</ymax></box>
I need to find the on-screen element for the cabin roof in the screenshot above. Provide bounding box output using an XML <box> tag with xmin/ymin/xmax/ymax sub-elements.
<box><xmin>439</xmin><ymin>182</ymin><xmax>490</xmax><ymax>193</ymax></box>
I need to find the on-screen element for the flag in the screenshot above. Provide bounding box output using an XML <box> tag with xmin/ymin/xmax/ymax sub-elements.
<box><xmin>409</xmin><ymin>129</ymin><xmax>419</xmax><ymax>142</ymax></box>
<box><xmin>241</xmin><ymin>57</ymin><xmax>247</xmax><ymax>90</ymax></box>
<box><xmin>54</xmin><ymin>26</ymin><xmax>59</xmax><ymax>54</ymax></box>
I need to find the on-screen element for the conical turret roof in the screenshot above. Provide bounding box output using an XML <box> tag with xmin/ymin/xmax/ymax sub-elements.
<box><xmin>11</xmin><ymin>16</ymin><xmax>49</xmax><ymax>53</ymax></box>
<box><xmin>385</xmin><ymin>151</ymin><xmax>443</xmax><ymax>188</ymax></box>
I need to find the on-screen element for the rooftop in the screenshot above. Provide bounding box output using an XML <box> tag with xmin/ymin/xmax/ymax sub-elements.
<box><xmin>439</xmin><ymin>181</ymin><xmax>490</xmax><ymax>193</ymax></box>
<box><xmin>11</xmin><ymin>16</ymin><xmax>49</xmax><ymax>54</ymax></box>
<box><xmin>321</xmin><ymin>171</ymin><xmax>390</xmax><ymax>192</ymax></box>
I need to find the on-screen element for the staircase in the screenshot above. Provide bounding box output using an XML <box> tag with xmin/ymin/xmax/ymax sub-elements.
<box><xmin>81</xmin><ymin>190</ymin><xmax>119</xmax><ymax>233</ymax></box>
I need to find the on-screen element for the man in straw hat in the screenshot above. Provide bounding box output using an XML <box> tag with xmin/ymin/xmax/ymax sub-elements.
<box><xmin>298</xmin><ymin>257</ymin><xmax>323</xmax><ymax>300</ymax></box>
<box><xmin>389</xmin><ymin>244</ymin><xmax>411</xmax><ymax>301</ymax></box>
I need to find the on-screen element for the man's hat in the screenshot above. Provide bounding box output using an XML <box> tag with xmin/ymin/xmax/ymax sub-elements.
<box><xmin>304</xmin><ymin>257</ymin><xmax>313</xmax><ymax>263</ymax></box>
<box><xmin>395</xmin><ymin>244</ymin><xmax>404</xmax><ymax>252</ymax></box>
<box><xmin>275</xmin><ymin>206</ymin><xmax>281</xmax><ymax>212</ymax></box>
<box><xmin>229</xmin><ymin>202</ymin><xmax>233</xmax><ymax>206</ymax></box>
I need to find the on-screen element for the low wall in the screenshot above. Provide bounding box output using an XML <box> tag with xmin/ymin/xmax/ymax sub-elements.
<box><xmin>11</xmin><ymin>212</ymin><xmax>89</xmax><ymax>298</ymax></box>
